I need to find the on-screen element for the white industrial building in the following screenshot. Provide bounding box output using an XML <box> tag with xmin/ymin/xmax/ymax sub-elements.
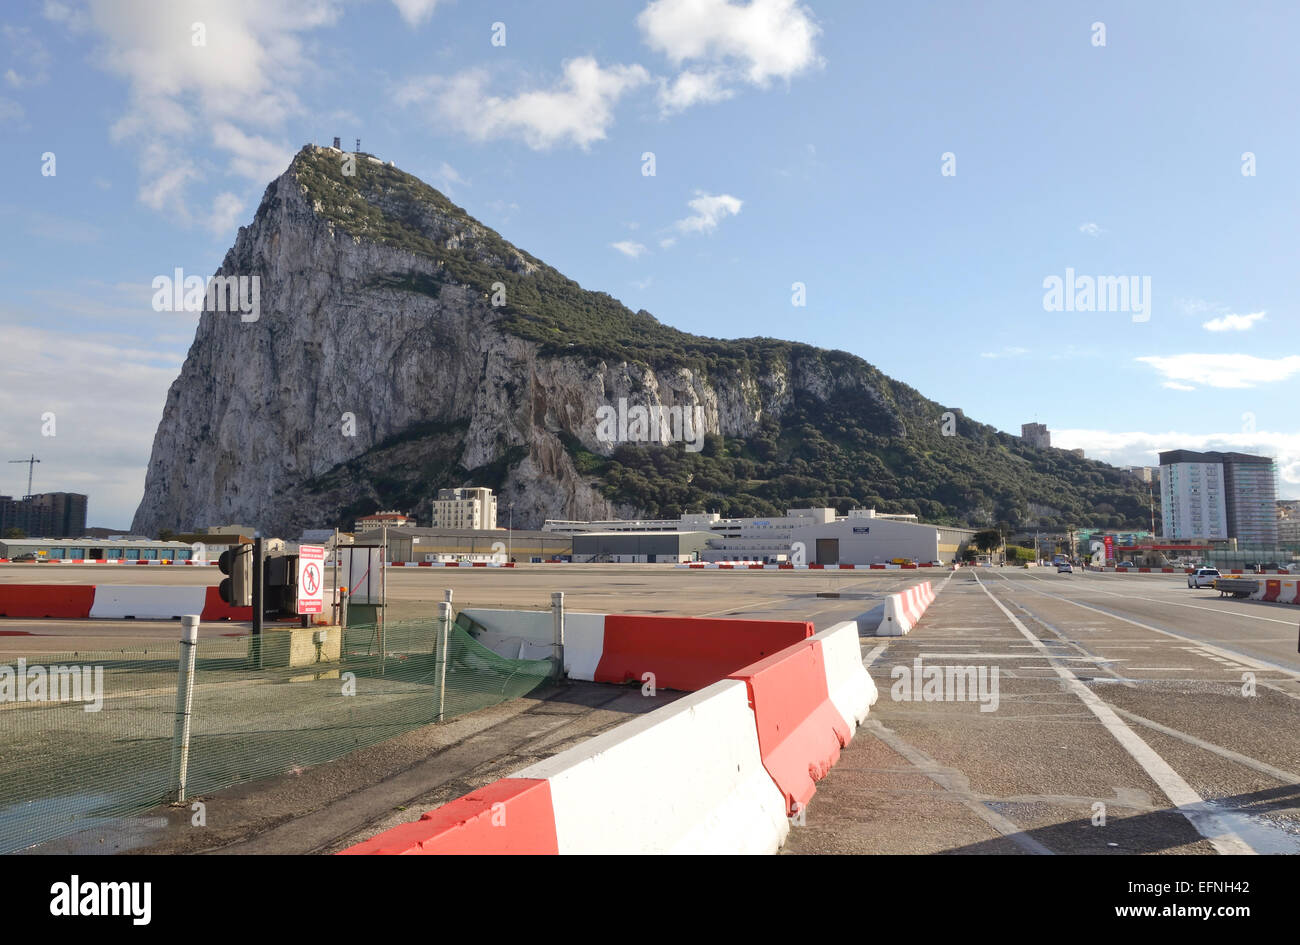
<box><xmin>547</xmin><ymin>508</ymin><xmax>974</xmax><ymax>565</ymax></box>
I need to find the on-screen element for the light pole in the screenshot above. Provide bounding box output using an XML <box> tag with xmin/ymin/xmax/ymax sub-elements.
<box><xmin>508</xmin><ymin>502</ymin><xmax>513</xmax><ymax>562</ymax></box>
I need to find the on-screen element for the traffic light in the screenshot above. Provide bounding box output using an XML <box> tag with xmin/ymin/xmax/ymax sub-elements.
<box><xmin>218</xmin><ymin>544</ymin><xmax>253</xmax><ymax>607</ymax></box>
<box><xmin>262</xmin><ymin>552</ymin><xmax>299</xmax><ymax>617</ymax></box>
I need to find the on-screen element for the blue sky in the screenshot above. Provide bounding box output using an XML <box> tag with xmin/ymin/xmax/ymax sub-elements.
<box><xmin>1</xmin><ymin>0</ymin><xmax>1298</xmax><ymax>527</ymax></box>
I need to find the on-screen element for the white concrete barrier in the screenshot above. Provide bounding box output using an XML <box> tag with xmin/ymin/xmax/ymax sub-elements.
<box><xmin>814</xmin><ymin>620</ymin><xmax>878</xmax><ymax>731</ymax></box>
<box><xmin>513</xmin><ymin>678</ymin><xmax>789</xmax><ymax>854</ymax></box>
<box><xmin>876</xmin><ymin>581</ymin><xmax>935</xmax><ymax>636</ymax></box>
<box><xmin>460</xmin><ymin>608</ymin><xmax>607</xmax><ymax>678</ymax></box>
<box><xmin>89</xmin><ymin>585</ymin><xmax>208</xmax><ymax>619</ymax></box>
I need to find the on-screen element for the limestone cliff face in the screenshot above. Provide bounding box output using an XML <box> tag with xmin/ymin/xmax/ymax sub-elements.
<box><xmin>132</xmin><ymin>147</ymin><xmax>891</xmax><ymax>536</ymax></box>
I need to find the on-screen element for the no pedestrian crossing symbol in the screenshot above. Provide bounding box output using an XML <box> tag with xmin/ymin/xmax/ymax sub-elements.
<box><xmin>297</xmin><ymin>544</ymin><xmax>325</xmax><ymax>615</ymax></box>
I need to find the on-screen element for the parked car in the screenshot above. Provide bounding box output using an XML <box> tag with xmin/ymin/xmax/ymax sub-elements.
<box><xmin>1188</xmin><ymin>568</ymin><xmax>1221</xmax><ymax>589</ymax></box>
<box><xmin>1058</xmin><ymin>562</ymin><xmax>1073</xmax><ymax>574</ymax></box>
<box><xmin>1117</xmin><ymin>560</ymin><xmax>1136</xmax><ymax>568</ymax></box>
<box><xmin>11</xmin><ymin>552</ymin><xmax>36</xmax><ymax>562</ymax></box>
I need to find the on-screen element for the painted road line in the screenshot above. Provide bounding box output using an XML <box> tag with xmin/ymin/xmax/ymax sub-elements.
<box><xmin>1111</xmin><ymin>707</ymin><xmax>1300</xmax><ymax>786</ymax></box>
<box><xmin>991</xmin><ymin>573</ymin><xmax>1300</xmax><ymax>681</ymax></box>
<box><xmin>975</xmin><ymin>574</ymin><xmax>1255</xmax><ymax>856</ymax></box>
<box><xmin>1015</xmin><ymin>573</ymin><xmax>1297</xmax><ymax>626</ymax></box>
<box><xmin>863</xmin><ymin>719</ymin><xmax>1054</xmax><ymax>856</ymax></box>
<box><xmin>862</xmin><ymin>641</ymin><xmax>889</xmax><ymax>667</ymax></box>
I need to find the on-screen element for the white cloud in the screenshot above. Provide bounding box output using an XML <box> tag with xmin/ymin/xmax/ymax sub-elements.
<box><xmin>1136</xmin><ymin>353</ymin><xmax>1300</xmax><ymax>389</ymax></box>
<box><xmin>1202</xmin><ymin>311</ymin><xmax>1266</xmax><ymax>332</ymax></box>
<box><xmin>1177</xmin><ymin>297</ymin><xmax>1219</xmax><ymax>315</ymax></box>
<box><xmin>659</xmin><ymin>236</ymin><xmax>677</xmax><ymax>249</ymax></box>
<box><xmin>1078</xmin><ymin>222</ymin><xmax>1103</xmax><ymax>237</ymax></box>
<box><xmin>0</xmin><ymin>96</ymin><xmax>24</xmax><ymax>122</ymax></box>
<box><xmin>41</xmin><ymin>1</ymin><xmax>91</xmax><ymax>33</ymax></box>
<box><xmin>611</xmin><ymin>240</ymin><xmax>648</xmax><ymax>258</ymax></box>
<box><xmin>638</xmin><ymin>0</ymin><xmax>821</xmax><ymax>85</ymax></box>
<box><xmin>209</xmin><ymin>192</ymin><xmax>246</xmax><ymax>235</ymax></box>
<box><xmin>657</xmin><ymin>68</ymin><xmax>735</xmax><ymax>114</ymax></box>
<box><xmin>1162</xmin><ymin>381</ymin><xmax>1195</xmax><ymax>391</ymax></box>
<box><xmin>2</xmin><ymin>25</ymin><xmax>52</xmax><ymax>88</ymax></box>
<box><xmin>391</xmin><ymin>0</ymin><xmax>441</xmax><ymax>27</ymax></box>
<box><xmin>1052</xmin><ymin>427</ymin><xmax>1300</xmax><ymax>499</ymax></box>
<box><xmin>675</xmin><ymin>191</ymin><xmax>743</xmax><ymax>233</ymax></box>
<box><xmin>428</xmin><ymin>160</ymin><xmax>467</xmax><ymax>196</ymax></box>
<box><xmin>979</xmin><ymin>346</ymin><xmax>1030</xmax><ymax>360</ymax></box>
<box><xmin>50</xmin><ymin>0</ymin><xmax>339</xmax><ymax>230</ymax></box>
<box><xmin>398</xmin><ymin>57</ymin><xmax>650</xmax><ymax>150</ymax></box>
<box><xmin>0</xmin><ymin>322</ymin><xmax>188</xmax><ymax>525</ymax></box>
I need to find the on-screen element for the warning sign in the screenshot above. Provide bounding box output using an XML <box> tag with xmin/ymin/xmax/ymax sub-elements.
<box><xmin>297</xmin><ymin>544</ymin><xmax>325</xmax><ymax>615</ymax></box>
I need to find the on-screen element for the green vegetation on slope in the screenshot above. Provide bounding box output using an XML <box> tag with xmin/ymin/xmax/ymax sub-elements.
<box><xmin>289</xmin><ymin>147</ymin><xmax>1156</xmax><ymax>530</ymax></box>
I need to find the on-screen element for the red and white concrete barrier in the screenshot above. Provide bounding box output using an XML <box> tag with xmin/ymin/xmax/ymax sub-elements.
<box><xmin>877</xmin><ymin>581</ymin><xmax>935</xmax><ymax>636</ymax></box>
<box><xmin>341</xmin><ymin>615</ymin><xmax>878</xmax><ymax>855</ymax></box>
<box><xmin>1250</xmin><ymin>579</ymin><xmax>1300</xmax><ymax>605</ymax></box>
<box><xmin>0</xmin><ymin>584</ymin><xmax>252</xmax><ymax>620</ymax></box>
<box><xmin>342</xmin><ymin>677</ymin><xmax>789</xmax><ymax>854</ymax></box>
<box><xmin>387</xmin><ymin>561</ymin><xmax>515</xmax><ymax>567</ymax></box>
<box><xmin>461</xmin><ymin>609</ymin><xmax>813</xmax><ymax>692</ymax></box>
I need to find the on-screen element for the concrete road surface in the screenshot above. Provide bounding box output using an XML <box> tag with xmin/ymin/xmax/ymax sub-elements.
<box><xmin>11</xmin><ymin>563</ymin><xmax>1298</xmax><ymax>854</ymax></box>
<box><xmin>786</xmin><ymin>568</ymin><xmax>1300</xmax><ymax>855</ymax></box>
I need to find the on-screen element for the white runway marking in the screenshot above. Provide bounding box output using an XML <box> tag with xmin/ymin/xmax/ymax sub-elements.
<box><xmin>976</xmin><ymin>575</ymin><xmax>1255</xmax><ymax>856</ymax></box>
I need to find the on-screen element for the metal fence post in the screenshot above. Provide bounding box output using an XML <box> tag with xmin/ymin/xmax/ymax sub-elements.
<box><xmin>437</xmin><ymin>593</ymin><xmax>452</xmax><ymax>721</ymax></box>
<box><xmin>551</xmin><ymin>591</ymin><xmax>565</xmax><ymax>678</ymax></box>
<box><xmin>169</xmin><ymin>615</ymin><xmax>200</xmax><ymax>803</ymax></box>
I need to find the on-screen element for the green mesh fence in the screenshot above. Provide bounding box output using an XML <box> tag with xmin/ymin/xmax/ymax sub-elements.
<box><xmin>0</xmin><ymin>617</ymin><xmax>553</xmax><ymax>853</ymax></box>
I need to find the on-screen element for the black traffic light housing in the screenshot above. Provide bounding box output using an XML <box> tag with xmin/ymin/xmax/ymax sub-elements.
<box><xmin>262</xmin><ymin>552</ymin><xmax>299</xmax><ymax>618</ymax></box>
<box><xmin>218</xmin><ymin>544</ymin><xmax>253</xmax><ymax>607</ymax></box>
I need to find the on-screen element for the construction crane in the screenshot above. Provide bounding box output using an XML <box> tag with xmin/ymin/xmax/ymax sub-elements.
<box><xmin>8</xmin><ymin>454</ymin><xmax>39</xmax><ymax>497</ymax></box>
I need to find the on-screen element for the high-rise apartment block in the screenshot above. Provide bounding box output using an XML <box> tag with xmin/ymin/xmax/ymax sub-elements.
<box><xmin>1159</xmin><ymin>450</ymin><xmax>1277</xmax><ymax>543</ymax></box>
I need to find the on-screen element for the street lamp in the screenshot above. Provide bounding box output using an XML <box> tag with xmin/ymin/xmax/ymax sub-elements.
<box><xmin>508</xmin><ymin>502</ymin><xmax>513</xmax><ymax>562</ymax></box>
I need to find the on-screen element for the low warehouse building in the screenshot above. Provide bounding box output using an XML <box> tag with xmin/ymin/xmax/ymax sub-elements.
<box><xmin>791</xmin><ymin>512</ymin><xmax>973</xmax><ymax>565</ymax></box>
<box><xmin>572</xmin><ymin>531</ymin><xmax>713</xmax><ymax>563</ymax></box>
<box><xmin>0</xmin><ymin>537</ymin><xmax>197</xmax><ymax>560</ymax></box>
<box><xmin>381</xmin><ymin>528</ymin><xmax>573</xmax><ymax>563</ymax></box>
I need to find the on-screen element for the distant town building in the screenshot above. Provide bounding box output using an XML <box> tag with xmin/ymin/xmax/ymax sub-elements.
<box><xmin>1021</xmin><ymin>423</ymin><xmax>1051</xmax><ymax>448</ymax></box>
<box><xmin>1125</xmin><ymin>466</ymin><xmax>1157</xmax><ymax>483</ymax></box>
<box><xmin>430</xmin><ymin>488</ymin><xmax>498</xmax><ymax>530</ymax></box>
<box><xmin>0</xmin><ymin>492</ymin><xmax>87</xmax><ymax>538</ymax></box>
<box><xmin>195</xmin><ymin>524</ymin><xmax>254</xmax><ymax>537</ymax></box>
<box><xmin>1159</xmin><ymin>450</ymin><xmax>1277</xmax><ymax>543</ymax></box>
<box><xmin>355</xmin><ymin>510</ymin><xmax>416</xmax><ymax>532</ymax></box>
<box><xmin>1068</xmin><ymin>448</ymin><xmax>1085</xmax><ymax>459</ymax></box>
<box><xmin>1278</xmin><ymin>500</ymin><xmax>1300</xmax><ymax>545</ymax></box>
